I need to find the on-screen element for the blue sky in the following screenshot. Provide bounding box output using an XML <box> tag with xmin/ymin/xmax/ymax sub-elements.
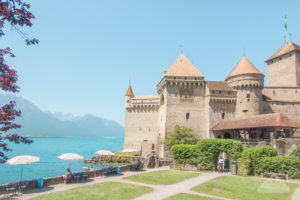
<box><xmin>1</xmin><ymin>0</ymin><xmax>300</xmax><ymax>125</ymax></box>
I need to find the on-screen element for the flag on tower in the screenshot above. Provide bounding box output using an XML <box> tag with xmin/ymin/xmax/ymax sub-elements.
<box><xmin>285</xmin><ymin>14</ymin><xmax>287</xmax><ymax>30</ymax></box>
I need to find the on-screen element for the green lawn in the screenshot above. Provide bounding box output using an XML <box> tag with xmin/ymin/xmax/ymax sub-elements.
<box><xmin>124</xmin><ymin>170</ymin><xmax>199</xmax><ymax>185</ymax></box>
<box><xmin>164</xmin><ymin>193</ymin><xmax>219</xmax><ymax>200</ymax></box>
<box><xmin>30</xmin><ymin>181</ymin><xmax>153</xmax><ymax>200</ymax></box>
<box><xmin>192</xmin><ymin>176</ymin><xmax>298</xmax><ymax>200</ymax></box>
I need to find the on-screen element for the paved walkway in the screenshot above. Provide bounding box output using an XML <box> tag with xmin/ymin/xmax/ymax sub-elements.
<box><xmin>1</xmin><ymin>167</ymin><xmax>300</xmax><ymax>200</ymax></box>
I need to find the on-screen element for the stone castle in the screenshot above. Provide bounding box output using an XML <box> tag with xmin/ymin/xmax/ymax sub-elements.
<box><xmin>124</xmin><ymin>41</ymin><xmax>300</xmax><ymax>157</ymax></box>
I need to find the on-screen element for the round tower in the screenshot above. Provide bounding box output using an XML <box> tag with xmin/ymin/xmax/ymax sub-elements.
<box><xmin>225</xmin><ymin>57</ymin><xmax>264</xmax><ymax>119</ymax></box>
<box><xmin>125</xmin><ymin>84</ymin><xmax>134</xmax><ymax>108</ymax></box>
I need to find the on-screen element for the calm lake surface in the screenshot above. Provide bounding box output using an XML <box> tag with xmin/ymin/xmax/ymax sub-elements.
<box><xmin>0</xmin><ymin>137</ymin><xmax>124</xmax><ymax>184</ymax></box>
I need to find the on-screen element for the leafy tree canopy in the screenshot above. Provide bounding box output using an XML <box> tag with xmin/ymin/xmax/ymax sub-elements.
<box><xmin>164</xmin><ymin>125</ymin><xmax>200</xmax><ymax>150</ymax></box>
<box><xmin>0</xmin><ymin>0</ymin><xmax>38</xmax><ymax>163</ymax></box>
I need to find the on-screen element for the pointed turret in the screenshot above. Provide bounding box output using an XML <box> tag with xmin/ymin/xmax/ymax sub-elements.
<box><xmin>125</xmin><ymin>84</ymin><xmax>134</xmax><ymax>97</ymax></box>
<box><xmin>125</xmin><ymin>84</ymin><xmax>134</xmax><ymax>109</ymax></box>
<box><xmin>164</xmin><ymin>54</ymin><xmax>204</xmax><ymax>78</ymax></box>
<box><xmin>226</xmin><ymin>57</ymin><xmax>263</xmax><ymax>81</ymax></box>
<box><xmin>226</xmin><ymin>57</ymin><xmax>264</xmax><ymax>119</ymax></box>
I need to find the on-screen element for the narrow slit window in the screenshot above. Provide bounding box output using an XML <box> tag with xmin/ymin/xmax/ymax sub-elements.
<box><xmin>222</xmin><ymin>113</ymin><xmax>225</xmax><ymax>119</ymax></box>
<box><xmin>186</xmin><ymin>113</ymin><xmax>190</xmax><ymax>120</ymax></box>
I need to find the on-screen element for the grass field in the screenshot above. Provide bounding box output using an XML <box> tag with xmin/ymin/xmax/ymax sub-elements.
<box><xmin>30</xmin><ymin>181</ymin><xmax>153</xmax><ymax>200</ymax></box>
<box><xmin>192</xmin><ymin>176</ymin><xmax>298</xmax><ymax>200</ymax></box>
<box><xmin>164</xmin><ymin>193</ymin><xmax>219</xmax><ymax>200</ymax></box>
<box><xmin>124</xmin><ymin>170</ymin><xmax>199</xmax><ymax>185</ymax></box>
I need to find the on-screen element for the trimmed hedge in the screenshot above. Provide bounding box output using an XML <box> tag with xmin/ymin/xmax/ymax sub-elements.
<box><xmin>237</xmin><ymin>146</ymin><xmax>278</xmax><ymax>176</ymax></box>
<box><xmin>290</xmin><ymin>146</ymin><xmax>300</xmax><ymax>159</ymax></box>
<box><xmin>171</xmin><ymin>139</ymin><xmax>243</xmax><ymax>170</ymax></box>
<box><xmin>196</xmin><ymin>139</ymin><xmax>243</xmax><ymax>170</ymax></box>
<box><xmin>257</xmin><ymin>156</ymin><xmax>300</xmax><ymax>178</ymax></box>
<box><xmin>171</xmin><ymin>144</ymin><xmax>198</xmax><ymax>165</ymax></box>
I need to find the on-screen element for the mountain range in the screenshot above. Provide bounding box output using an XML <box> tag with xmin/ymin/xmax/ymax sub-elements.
<box><xmin>0</xmin><ymin>94</ymin><xmax>124</xmax><ymax>138</ymax></box>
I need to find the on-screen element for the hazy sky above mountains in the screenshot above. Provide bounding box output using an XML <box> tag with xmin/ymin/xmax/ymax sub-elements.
<box><xmin>1</xmin><ymin>0</ymin><xmax>300</xmax><ymax>125</ymax></box>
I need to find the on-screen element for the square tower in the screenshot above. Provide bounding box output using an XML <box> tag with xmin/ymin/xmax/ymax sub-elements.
<box><xmin>266</xmin><ymin>42</ymin><xmax>300</xmax><ymax>87</ymax></box>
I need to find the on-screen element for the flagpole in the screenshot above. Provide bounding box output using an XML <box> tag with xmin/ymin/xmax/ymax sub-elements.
<box><xmin>285</xmin><ymin>14</ymin><xmax>288</xmax><ymax>43</ymax></box>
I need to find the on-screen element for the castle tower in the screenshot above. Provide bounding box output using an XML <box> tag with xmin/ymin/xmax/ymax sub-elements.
<box><xmin>266</xmin><ymin>42</ymin><xmax>300</xmax><ymax>87</ymax></box>
<box><xmin>226</xmin><ymin>57</ymin><xmax>264</xmax><ymax>119</ymax></box>
<box><xmin>125</xmin><ymin>84</ymin><xmax>134</xmax><ymax>108</ymax></box>
<box><xmin>156</xmin><ymin>54</ymin><xmax>206</xmax><ymax>156</ymax></box>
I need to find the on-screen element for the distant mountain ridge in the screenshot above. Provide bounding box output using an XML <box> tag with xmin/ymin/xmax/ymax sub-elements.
<box><xmin>0</xmin><ymin>94</ymin><xmax>124</xmax><ymax>138</ymax></box>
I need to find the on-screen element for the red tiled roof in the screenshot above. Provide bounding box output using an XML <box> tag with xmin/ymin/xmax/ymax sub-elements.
<box><xmin>206</xmin><ymin>81</ymin><xmax>235</xmax><ymax>92</ymax></box>
<box><xmin>165</xmin><ymin>54</ymin><xmax>204</xmax><ymax>77</ymax></box>
<box><xmin>212</xmin><ymin>113</ymin><xmax>300</xmax><ymax>131</ymax></box>
<box><xmin>226</xmin><ymin>57</ymin><xmax>263</xmax><ymax>80</ymax></box>
<box><xmin>266</xmin><ymin>42</ymin><xmax>300</xmax><ymax>62</ymax></box>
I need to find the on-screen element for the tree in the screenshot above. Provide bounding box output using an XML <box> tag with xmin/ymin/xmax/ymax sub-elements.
<box><xmin>0</xmin><ymin>0</ymin><xmax>38</xmax><ymax>163</ymax></box>
<box><xmin>164</xmin><ymin>125</ymin><xmax>200</xmax><ymax>150</ymax></box>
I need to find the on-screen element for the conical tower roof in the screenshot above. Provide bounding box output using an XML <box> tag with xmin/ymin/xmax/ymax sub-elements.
<box><xmin>125</xmin><ymin>84</ymin><xmax>134</xmax><ymax>97</ymax></box>
<box><xmin>266</xmin><ymin>42</ymin><xmax>300</xmax><ymax>62</ymax></box>
<box><xmin>226</xmin><ymin>57</ymin><xmax>263</xmax><ymax>80</ymax></box>
<box><xmin>164</xmin><ymin>54</ymin><xmax>204</xmax><ymax>77</ymax></box>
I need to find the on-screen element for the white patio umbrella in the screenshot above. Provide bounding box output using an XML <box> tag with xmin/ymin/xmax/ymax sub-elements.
<box><xmin>57</xmin><ymin>153</ymin><xmax>83</xmax><ymax>169</ymax></box>
<box><xmin>95</xmin><ymin>150</ymin><xmax>115</xmax><ymax>156</ymax></box>
<box><xmin>121</xmin><ymin>148</ymin><xmax>137</xmax><ymax>153</ymax></box>
<box><xmin>6</xmin><ymin>155</ymin><xmax>40</xmax><ymax>181</ymax></box>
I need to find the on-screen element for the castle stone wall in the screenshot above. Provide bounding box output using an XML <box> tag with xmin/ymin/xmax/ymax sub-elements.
<box><xmin>295</xmin><ymin>51</ymin><xmax>300</xmax><ymax>86</ymax></box>
<box><xmin>164</xmin><ymin>83</ymin><xmax>206</xmax><ymax>139</ymax></box>
<box><xmin>124</xmin><ymin>105</ymin><xmax>159</xmax><ymax>152</ymax></box>
<box><xmin>263</xmin><ymin>87</ymin><xmax>300</xmax><ymax>100</ymax></box>
<box><xmin>226</xmin><ymin>74</ymin><xmax>263</xmax><ymax>119</ymax></box>
<box><xmin>209</xmin><ymin>101</ymin><xmax>236</xmax><ymax>129</ymax></box>
<box><xmin>267</xmin><ymin>52</ymin><xmax>298</xmax><ymax>87</ymax></box>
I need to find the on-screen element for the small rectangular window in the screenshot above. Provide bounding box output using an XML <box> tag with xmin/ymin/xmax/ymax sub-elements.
<box><xmin>222</xmin><ymin>113</ymin><xmax>225</xmax><ymax>119</ymax></box>
<box><xmin>186</xmin><ymin>113</ymin><xmax>190</xmax><ymax>120</ymax></box>
<box><xmin>246</xmin><ymin>94</ymin><xmax>250</xmax><ymax>98</ymax></box>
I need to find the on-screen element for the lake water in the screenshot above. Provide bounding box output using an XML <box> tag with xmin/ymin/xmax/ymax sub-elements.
<box><xmin>0</xmin><ymin>137</ymin><xmax>124</xmax><ymax>184</ymax></box>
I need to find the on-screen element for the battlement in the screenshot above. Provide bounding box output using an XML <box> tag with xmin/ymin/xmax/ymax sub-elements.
<box><xmin>157</xmin><ymin>77</ymin><xmax>205</xmax><ymax>94</ymax></box>
<box><xmin>127</xmin><ymin>95</ymin><xmax>160</xmax><ymax>112</ymax></box>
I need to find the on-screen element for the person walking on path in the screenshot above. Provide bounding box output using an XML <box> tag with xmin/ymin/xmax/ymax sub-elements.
<box><xmin>218</xmin><ymin>157</ymin><xmax>224</xmax><ymax>173</ymax></box>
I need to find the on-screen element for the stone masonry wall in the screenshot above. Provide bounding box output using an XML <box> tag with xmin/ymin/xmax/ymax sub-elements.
<box><xmin>263</xmin><ymin>87</ymin><xmax>300</xmax><ymax>136</ymax></box>
<box><xmin>124</xmin><ymin>105</ymin><xmax>159</xmax><ymax>152</ymax></box>
<box><xmin>296</xmin><ymin>51</ymin><xmax>300</xmax><ymax>86</ymax></box>
<box><xmin>164</xmin><ymin>83</ymin><xmax>206</xmax><ymax>139</ymax></box>
<box><xmin>267</xmin><ymin>52</ymin><xmax>298</xmax><ymax>87</ymax></box>
<box><xmin>209</xmin><ymin>101</ymin><xmax>236</xmax><ymax>133</ymax></box>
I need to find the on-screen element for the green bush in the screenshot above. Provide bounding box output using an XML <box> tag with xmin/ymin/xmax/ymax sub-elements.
<box><xmin>237</xmin><ymin>146</ymin><xmax>278</xmax><ymax>175</ymax></box>
<box><xmin>171</xmin><ymin>144</ymin><xmax>198</xmax><ymax>165</ymax></box>
<box><xmin>114</xmin><ymin>151</ymin><xmax>138</xmax><ymax>156</ymax></box>
<box><xmin>164</xmin><ymin>125</ymin><xmax>200</xmax><ymax>150</ymax></box>
<box><xmin>196</xmin><ymin>139</ymin><xmax>243</xmax><ymax>170</ymax></box>
<box><xmin>290</xmin><ymin>146</ymin><xmax>300</xmax><ymax>159</ymax></box>
<box><xmin>257</xmin><ymin>156</ymin><xmax>300</xmax><ymax>178</ymax></box>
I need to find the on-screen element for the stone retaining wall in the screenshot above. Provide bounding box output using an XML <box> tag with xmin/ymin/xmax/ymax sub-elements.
<box><xmin>0</xmin><ymin>164</ymin><xmax>132</xmax><ymax>195</ymax></box>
